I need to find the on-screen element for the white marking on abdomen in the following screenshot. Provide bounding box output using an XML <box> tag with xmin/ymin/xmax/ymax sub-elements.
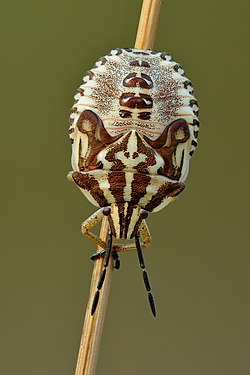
<box><xmin>124</xmin><ymin>172</ymin><xmax>133</xmax><ymax>201</ymax></box>
<box><xmin>127</xmin><ymin>207</ymin><xmax>139</xmax><ymax>239</ymax></box>
<box><xmin>112</xmin><ymin>204</ymin><xmax>120</xmax><ymax>238</ymax></box>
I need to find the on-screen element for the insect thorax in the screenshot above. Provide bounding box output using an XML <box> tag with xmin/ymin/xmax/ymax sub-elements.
<box><xmin>69</xmin><ymin>48</ymin><xmax>199</xmax><ymax>213</ymax></box>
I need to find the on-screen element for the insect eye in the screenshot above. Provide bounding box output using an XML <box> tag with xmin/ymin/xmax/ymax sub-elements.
<box><xmin>103</xmin><ymin>207</ymin><xmax>111</xmax><ymax>216</ymax></box>
<box><xmin>140</xmin><ymin>209</ymin><xmax>148</xmax><ymax>219</ymax></box>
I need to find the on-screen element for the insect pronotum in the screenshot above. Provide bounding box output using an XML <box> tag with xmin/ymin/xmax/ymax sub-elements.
<box><xmin>68</xmin><ymin>48</ymin><xmax>199</xmax><ymax>316</ymax></box>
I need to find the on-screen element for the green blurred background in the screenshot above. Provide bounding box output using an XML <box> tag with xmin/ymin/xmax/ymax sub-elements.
<box><xmin>1</xmin><ymin>0</ymin><xmax>249</xmax><ymax>374</ymax></box>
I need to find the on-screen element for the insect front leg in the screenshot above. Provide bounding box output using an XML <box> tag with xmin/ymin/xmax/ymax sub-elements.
<box><xmin>81</xmin><ymin>208</ymin><xmax>107</xmax><ymax>249</ymax></box>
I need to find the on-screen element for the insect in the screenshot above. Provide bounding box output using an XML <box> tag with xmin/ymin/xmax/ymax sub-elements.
<box><xmin>68</xmin><ymin>48</ymin><xmax>199</xmax><ymax>316</ymax></box>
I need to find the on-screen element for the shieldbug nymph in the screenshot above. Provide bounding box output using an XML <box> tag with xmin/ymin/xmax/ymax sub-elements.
<box><xmin>68</xmin><ymin>48</ymin><xmax>199</xmax><ymax>316</ymax></box>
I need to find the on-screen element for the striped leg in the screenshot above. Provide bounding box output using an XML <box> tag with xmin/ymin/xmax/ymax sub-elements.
<box><xmin>81</xmin><ymin>208</ymin><xmax>107</xmax><ymax>250</ymax></box>
<box><xmin>135</xmin><ymin>232</ymin><xmax>156</xmax><ymax>317</ymax></box>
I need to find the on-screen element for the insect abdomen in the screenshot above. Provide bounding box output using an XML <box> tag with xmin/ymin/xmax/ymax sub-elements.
<box><xmin>70</xmin><ymin>48</ymin><xmax>199</xmax><ymax>146</ymax></box>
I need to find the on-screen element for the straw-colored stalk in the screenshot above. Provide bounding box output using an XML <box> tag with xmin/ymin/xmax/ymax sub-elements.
<box><xmin>74</xmin><ymin>1</ymin><xmax>162</xmax><ymax>374</ymax></box>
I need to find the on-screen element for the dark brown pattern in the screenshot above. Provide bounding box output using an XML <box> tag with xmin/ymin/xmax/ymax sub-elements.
<box><xmin>123</xmin><ymin>72</ymin><xmax>153</xmax><ymax>89</ymax></box>
<box><xmin>145</xmin><ymin>182</ymin><xmax>185</xmax><ymax>212</ymax></box>
<box><xmin>135</xmin><ymin>133</ymin><xmax>157</xmax><ymax>173</ymax></box>
<box><xmin>77</xmin><ymin>88</ymin><xmax>84</xmax><ymax>95</ymax></box>
<box><xmin>138</xmin><ymin>112</ymin><xmax>151</xmax><ymax>120</ymax></box>
<box><xmin>119</xmin><ymin>92</ymin><xmax>153</xmax><ymax>109</ymax></box>
<box><xmin>119</xmin><ymin>109</ymin><xmax>132</xmax><ymax>118</ymax></box>
<box><xmin>143</xmin><ymin>119</ymin><xmax>190</xmax><ymax>180</ymax></box>
<box><xmin>131</xmin><ymin>173</ymin><xmax>151</xmax><ymax>204</ymax></box>
<box><xmin>108</xmin><ymin>171</ymin><xmax>127</xmax><ymax>203</ymax></box>
<box><xmin>124</xmin><ymin>203</ymin><xmax>136</xmax><ymax>239</ymax></box>
<box><xmin>130</xmin><ymin>60</ymin><xmax>150</xmax><ymax>67</ymax></box>
<box><xmin>104</xmin><ymin>133</ymin><xmax>131</xmax><ymax>171</ymax></box>
<box><xmin>77</xmin><ymin>110</ymin><xmax>122</xmax><ymax>171</ymax></box>
<box><xmin>72</xmin><ymin>172</ymin><xmax>108</xmax><ymax>207</ymax></box>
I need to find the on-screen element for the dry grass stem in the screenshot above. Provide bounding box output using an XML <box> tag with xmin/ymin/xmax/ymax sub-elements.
<box><xmin>135</xmin><ymin>0</ymin><xmax>162</xmax><ymax>50</ymax></box>
<box><xmin>74</xmin><ymin>217</ymin><xmax>112</xmax><ymax>375</ymax></box>
<box><xmin>74</xmin><ymin>1</ymin><xmax>162</xmax><ymax>374</ymax></box>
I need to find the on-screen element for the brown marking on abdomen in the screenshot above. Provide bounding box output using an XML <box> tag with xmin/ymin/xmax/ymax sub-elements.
<box><xmin>130</xmin><ymin>60</ymin><xmax>150</xmax><ymax>67</ymax></box>
<box><xmin>119</xmin><ymin>109</ymin><xmax>132</xmax><ymax>118</ymax></box>
<box><xmin>77</xmin><ymin>110</ymin><xmax>122</xmax><ymax>171</ymax></box>
<box><xmin>134</xmin><ymin>133</ymin><xmax>157</xmax><ymax>173</ymax></box>
<box><xmin>131</xmin><ymin>173</ymin><xmax>151</xmax><ymax>204</ymax></box>
<box><xmin>71</xmin><ymin>172</ymin><xmax>109</xmax><ymax>207</ymax></box>
<box><xmin>119</xmin><ymin>92</ymin><xmax>153</xmax><ymax>109</ymax></box>
<box><xmin>104</xmin><ymin>132</ymin><xmax>131</xmax><ymax>171</ymax></box>
<box><xmin>138</xmin><ymin>112</ymin><xmax>151</xmax><ymax>120</ymax></box>
<box><xmin>123</xmin><ymin>73</ymin><xmax>153</xmax><ymax>89</ymax></box>
<box><xmin>144</xmin><ymin>119</ymin><xmax>190</xmax><ymax>180</ymax></box>
<box><xmin>144</xmin><ymin>182</ymin><xmax>185</xmax><ymax>212</ymax></box>
<box><xmin>108</xmin><ymin>171</ymin><xmax>127</xmax><ymax>203</ymax></box>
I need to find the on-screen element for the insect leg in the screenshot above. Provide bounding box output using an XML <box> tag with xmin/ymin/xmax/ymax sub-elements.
<box><xmin>113</xmin><ymin>220</ymin><xmax>151</xmax><ymax>253</ymax></box>
<box><xmin>91</xmin><ymin>230</ymin><xmax>113</xmax><ymax>316</ymax></box>
<box><xmin>90</xmin><ymin>249</ymin><xmax>106</xmax><ymax>261</ymax></box>
<box><xmin>81</xmin><ymin>208</ymin><xmax>106</xmax><ymax>250</ymax></box>
<box><xmin>135</xmin><ymin>233</ymin><xmax>156</xmax><ymax>317</ymax></box>
<box><xmin>91</xmin><ymin>249</ymin><xmax>120</xmax><ymax>269</ymax></box>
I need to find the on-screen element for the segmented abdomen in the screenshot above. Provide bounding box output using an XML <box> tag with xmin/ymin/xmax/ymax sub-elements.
<box><xmin>69</xmin><ymin>48</ymin><xmax>199</xmax><ymax>156</ymax></box>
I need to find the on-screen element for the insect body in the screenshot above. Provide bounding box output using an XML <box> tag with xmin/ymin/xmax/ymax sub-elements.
<box><xmin>68</xmin><ymin>48</ymin><xmax>199</xmax><ymax>315</ymax></box>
